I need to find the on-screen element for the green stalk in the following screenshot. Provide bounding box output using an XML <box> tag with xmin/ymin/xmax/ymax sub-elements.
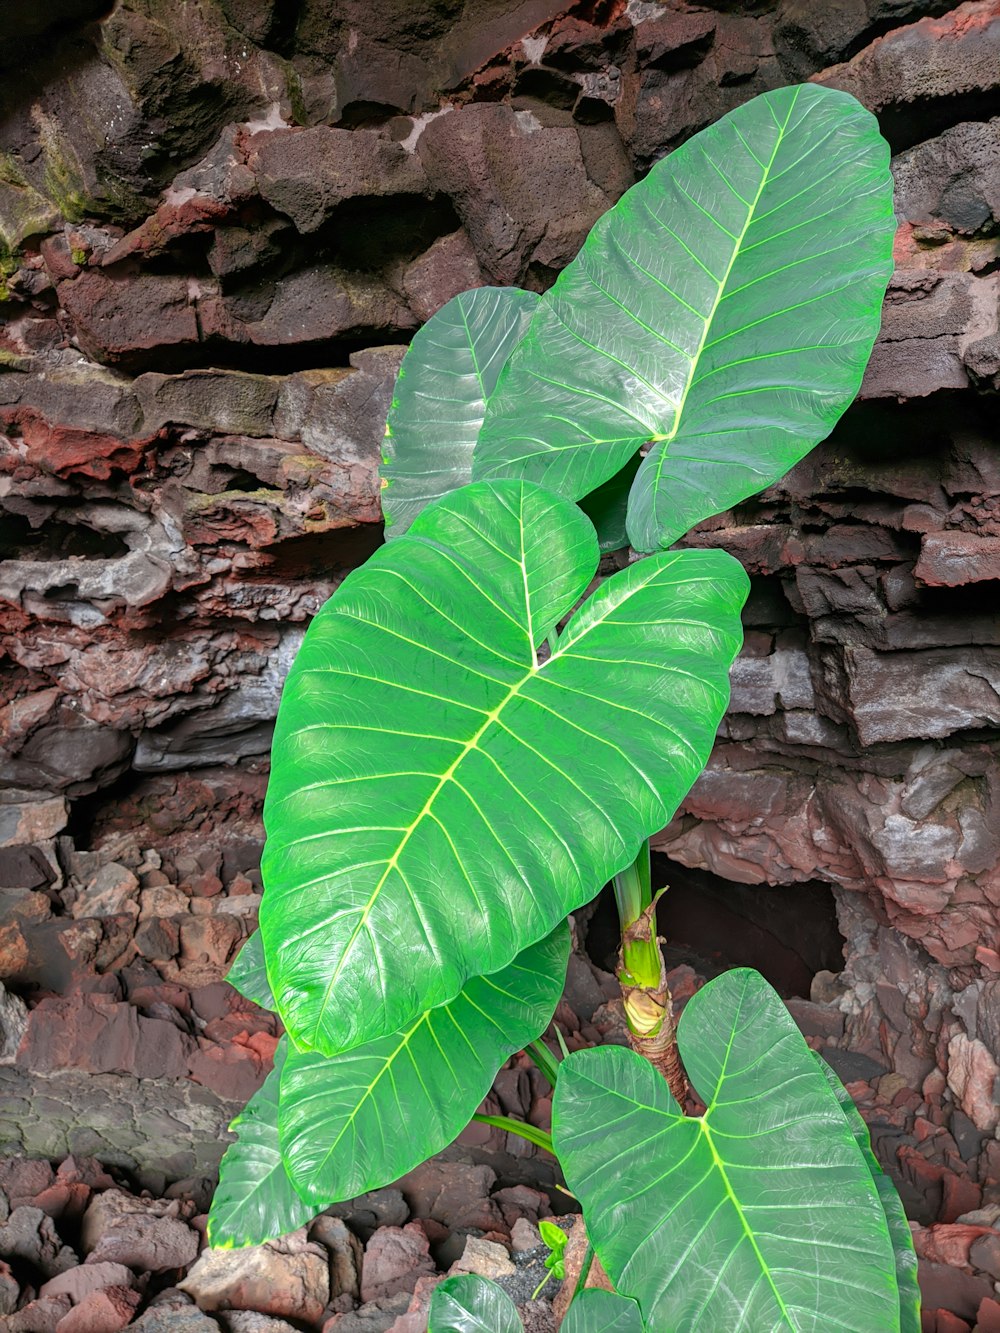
<box><xmin>526</xmin><ymin>1037</ymin><xmax>560</xmax><ymax>1088</ymax></box>
<box><xmin>613</xmin><ymin>841</ymin><xmax>689</xmax><ymax>1105</ymax></box>
<box><xmin>472</xmin><ymin>1113</ymin><xmax>554</xmax><ymax>1154</ymax></box>
<box><xmin>614</xmin><ymin>842</ymin><xmax>659</xmax><ymax>987</ymax></box>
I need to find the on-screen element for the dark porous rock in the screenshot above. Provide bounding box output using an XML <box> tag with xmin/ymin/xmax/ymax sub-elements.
<box><xmin>400</xmin><ymin>229</ymin><xmax>484</xmax><ymax>323</ymax></box>
<box><xmin>918</xmin><ymin>1261</ymin><xmax>994</xmax><ymax>1321</ymax></box>
<box><xmin>248</xmin><ymin>127</ymin><xmax>428</xmax><ymax>235</ymax></box>
<box><xmin>135</xmin><ymin>370</ymin><xmax>281</xmax><ymax>437</ymax></box>
<box><xmin>622</xmin><ymin>12</ymin><xmax>783</xmax><ymax>166</ymax></box>
<box><xmin>322</xmin><ymin>1190</ymin><xmax>408</xmax><ymax>1246</ymax></box>
<box><xmin>816</xmin><ymin>2</ymin><xmax>1000</xmax><ymax>151</ymax></box>
<box><xmin>81</xmin><ymin>1189</ymin><xmax>199</xmax><ymax>1272</ymax></box>
<box><xmin>417</xmin><ymin>103</ymin><xmax>611</xmax><ymax>284</ymax></box>
<box><xmin>774</xmin><ymin>0</ymin><xmax>954</xmax><ymax>81</ymax></box>
<box><xmin>861</xmin><ymin>270</ymin><xmax>999</xmax><ymax>401</ymax></box>
<box><xmin>322</xmin><ymin>1290</ymin><xmax>411</xmax><ymax>1332</ymax></box>
<box><xmin>397</xmin><ymin>1161</ymin><xmax>502</xmax><ymax>1233</ymax></box>
<box><xmin>964</xmin><ymin>331</ymin><xmax>1000</xmax><ymax>390</ymax></box>
<box><xmin>59</xmin><ymin>272</ymin><xmax>203</xmax><ymax>370</ymax></box>
<box><xmin>211</xmin><ymin>265</ymin><xmax>417</xmax><ymax>350</ymax></box>
<box><xmin>893</xmin><ymin>115</ymin><xmax>1000</xmax><ymax>235</ymax></box>
<box><xmin>0</xmin><ymin>1205</ymin><xmax>77</xmax><ymax>1277</ymax></box>
<box><xmin>360</xmin><ymin>1223</ymin><xmax>436</xmax><ymax>1304</ymax></box>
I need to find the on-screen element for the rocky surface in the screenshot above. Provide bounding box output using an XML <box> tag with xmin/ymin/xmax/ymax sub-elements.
<box><xmin>2</xmin><ymin>1</ymin><xmax>1000</xmax><ymax>1328</ymax></box>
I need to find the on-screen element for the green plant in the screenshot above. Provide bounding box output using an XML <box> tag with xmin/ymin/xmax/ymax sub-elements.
<box><xmin>209</xmin><ymin>84</ymin><xmax>916</xmax><ymax>1330</ymax></box>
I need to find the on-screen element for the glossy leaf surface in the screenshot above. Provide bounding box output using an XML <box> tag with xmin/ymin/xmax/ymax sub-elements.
<box><xmin>563</xmin><ymin>1290</ymin><xmax>645</xmax><ymax>1333</ymax></box>
<box><xmin>260</xmin><ymin>479</ymin><xmax>747</xmax><ymax>1056</ymax></box>
<box><xmin>817</xmin><ymin>1056</ymin><xmax>921</xmax><ymax>1333</ymax></box>
<box><xmin>279</xmin><ymin>925</ymin><xmax>568</xmax><ymax>1203</ymax></box>
<box><xmin>474</xmin><ymin>84</ymin><xmax>895</xmax><ymax>551</ymax></box>
<box><xmin>207</xmin><ymin>1038</ymin><xmax>318</xmax><ymax>1248</ymax></box>
<box><xmin>381</xmin><ymin>287</ymin><xmax>538</xmax><ymax>538</ymax></box>
<box><xmin>553</xmin><ymin>968</ymin><xmax>899</xmax><ymax>1331</ymax></box>
<box><xmin>428</xmin><ymin>1273</ymin><xmax>521</xmax><ymax>1333</ymax></box>
<box><xmin>226</xmin><ymin>930</ymin><xmax>275</xmax><ymax>1011</ymax></box>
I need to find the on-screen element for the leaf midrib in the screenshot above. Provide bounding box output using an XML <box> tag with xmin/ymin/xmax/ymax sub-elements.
<box><xmin>648</xmin><ymin>86</ymin><xmax>803</xmax><ymax>506</ymax></box>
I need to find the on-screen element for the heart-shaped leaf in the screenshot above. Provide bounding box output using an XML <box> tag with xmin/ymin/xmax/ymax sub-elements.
<box><xmin>563</xmin><ymin>1289</ymin><xmax>645</xmax><ymax>1333</ymax></box>
<box><xmin>473</xmin><ymin>84</ymin><xmax>894</xmax><ymax>551</ymax></box>
<box><xmin>226</xmin><ymin>930</ymin><xmax>276</xmax><ymax>1011</ymax></box>
<box><xmin>816</xmin><ymin>1055</ymin><xmax>921</xmax><ymax>1333</ymax></box>
<box><xmin>279</xmin><ymin>925</ymin><xmax>568</xmax><ymax>1203</ymax></box>
<box><xmin>553</xmin><ymin>968</ymin><xmax>900</xmax><ymax>1331</ymax></box>
<box><xmin>428</xmin><ymin>1273</ymin><xmax>522</xmax><ymax>1333</ymax></box>
<box><xmin>207</xmin><ymin>1038</ymin><xmax>320</xmax><ymax>1248</ymax></box>
<box><xmin>381</xmin><ymin>287</ymin><xmax>538</xmax><ymax>539</ymax></box>
<box><xmin>259</xmin><ymin>479</ymin><xmax>747</xmax><ymax>1055</ymax></box>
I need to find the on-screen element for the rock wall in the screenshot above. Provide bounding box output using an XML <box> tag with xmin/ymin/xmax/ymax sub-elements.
<box><xmin>1</xmin><ymin>0</ymin><xmax>1000</xmax><ymax>1202</ymax></box>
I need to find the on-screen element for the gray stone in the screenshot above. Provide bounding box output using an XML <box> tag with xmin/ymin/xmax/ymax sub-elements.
<box><xmin>71</xmin><ymin>863</ymin><xmax>140</xmax><ymax>920</ymax></box>
<box><xmin>0</xmin><ymin>798</ymin><xmax>68</xmax><ymax>848</ymax></box>
<box><xmin>449</xmin><ymin>1236</ymin><xmax>516</xmax><ymax>1281</ymax></box>
<box><xmin>131</xmin><ymin>1308</ymin><xmax>222</xmax><ymax>1333</ymax></box>
<box><xmin>39</xmin><ymin>1261</ymin><xmax>135</xmax><ymax>1302</ymax></box>
<box><xmin>0</xmin><ymin>1205</ymin><xmax>77</xmax><ymax>1277</ymax></box>
<box><xmin>136</xmin><ymin>370</ymin><xmax>281</xmax><ymax>437</ymax></box>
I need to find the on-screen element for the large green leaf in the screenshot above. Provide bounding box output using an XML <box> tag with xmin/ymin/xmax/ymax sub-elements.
<box><xmin>552</xmin><ymin>969</ymin><xmax>900</xmax><ymax>1331</ymax></box>
<box><xmin>428</xmin><ymin>1274</ymin><xmax>521</xmax><ymax>1333</ymax></box>
<box><xmin>473</xmin><ymin>84</ymin><xmax>895</xmax><ymax>551</ymax></box>
<box><xmin>259</xmin><ymin>479</ymin><xmax>747</xmax><ymax>1056</ymax></box>
<box><xmin>207</xmin><ymin>1038</ymin><xmax>320</xmax><ymax>1248</ymax></box>
<box><xmin>381</xmin><ymin>287</ymin><xmax>538</xmax><ymax>539</ymax></box>
<box><xmin>279</xmin><ymin>925</ymin><xmax>568</xmax><ymax>1203</ymax></box>
<box><xmin>816</xmin><ymin>1056</ymin><xmax>921</xmax><ymax>1333</ymax></box>
<box><xmin>226</xmin><ymin>930</ymin><xmax>276</xmax><ymax>1011</ymax></box>
<box><xmin>563</xmin><ymin>1290</ymin><xmax>645</xmax><ymax>1332</ymax></box>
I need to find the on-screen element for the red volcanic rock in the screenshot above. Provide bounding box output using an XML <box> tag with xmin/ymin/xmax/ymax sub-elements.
<box><xmin>915</xmin><ymin>532</ymin><xmax>1000</xmax><ymax>586</ymax></box>
<box><xmin>187</xmin><ymin>1038</ymin><xmax>269</xmax><ymax>1103</ymax></box>
<box><xmin>1</xmin><ymin>407</ymin><xmax>153</xmax><ymax>481</ymax></box>
<box><xmin>59</xmin><ymin>270</ymin><xmax>203</xmax><ymax>368</ymax></box>
<box><xmin>360</xmin><ymin>1223</ymin><xmax>436</xmax><ymax>1305</ymax></box>
<box><xmin>16</xmin><ymin>994</ymin><xmax>194</xmax><ymax>1080</ymax></box>
<box><xmin>81</xmin><ymin>1190</ymin><xmax>199</xmax><ymax>1273</ymax></box>
<box><xmin>401</xmin><ymin>230</ymin><xmax>484</xmax><ymax>323</ymax></box>
<box><xmin>54</xmin><ymin>1286</ymin><xmax>140</xmax><ymax>1333</ymax></box>
<box><xmin>178</xmin><ymin>1231</ymin><xmax>330</xmax><ymax>1323</ymax></box>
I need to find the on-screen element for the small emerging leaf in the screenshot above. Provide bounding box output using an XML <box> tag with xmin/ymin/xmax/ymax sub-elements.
<box><xmin>428</xmin><ymin>1273</ymin><xmax>521</xmax><ymax>1333</ymax></box>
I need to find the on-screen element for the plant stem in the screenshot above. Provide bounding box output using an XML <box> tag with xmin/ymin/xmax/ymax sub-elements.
<box><xmin>526</xmin><ymin>1037</ymin><xmax>560</xmax><ymax>1088</ymax></box>
<box><xmin>614</xmin><ymin>841</ymin><xmax>689</xmax><ymax>1105</ymax></box>
<box><xmin>472</xmin><ymin>1113</ymin><xmax>554</xmax><ymax>1154</ymax></box>
<box><xmin>613</xmin><ymin>843</ymin><xmax>659</xmax><ymax>987</ymax></box>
